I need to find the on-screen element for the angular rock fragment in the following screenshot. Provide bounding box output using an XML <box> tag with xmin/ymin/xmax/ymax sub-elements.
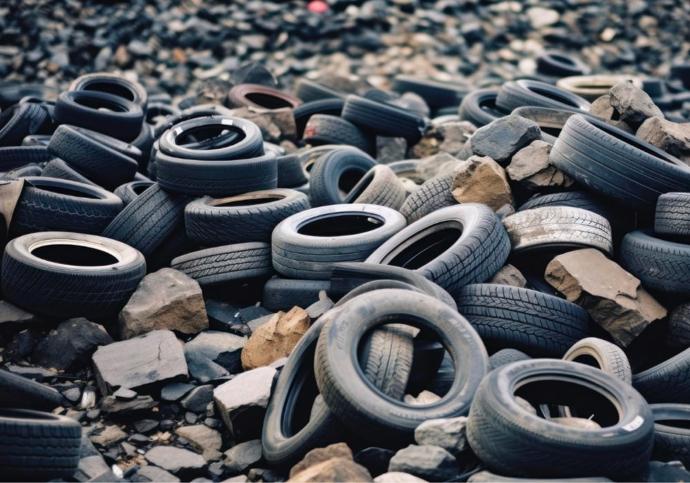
<box><xmin>450</xmin><ymin>155</ymin><xmax>513</xmax><ymax>210</ymax></box>
<box><xmin>118</xmin><ymin>268</ymin><xmax>208</xmax><ymax>339</ymax></box>
<box><xmin>290</xmin><ymin>443</ymin><xmax>353</xmax><ymax>478</ymax></box>
<box><xmin>289</xmin><ymin>458</ymin><xmax>373</xmax><ymax>482</ymax></box>
<box><xmin>241</xmin><ymin>307</ymin><xmax>310</xmax><ymax>370</ymax></box>
<box><xmin>93</xmin><ymin>330</ymin><xmax>188</xmax><ymax>394</ymax></box>
<box><xmin>354</xmin><ymin>447</ymin><xmax>395</xmax><ymax>478</ymax></box>
<box><xmin>545</xmin><ymin>249</ymin><xmax>667</xmax><ymax>346</ymax></box>
<box><xmin>374</xmin><ymin>473</ymin><xmax>427</xmax><ymax>483</ymax></box>
<box><xmin>89</xmin><ymin>425</ymin><xmax>127</xmax><ymax>447</ymax></box>
<box><xmin>223</xmin><ymin>439</ymin><xmax>263</xmax><ymax>473</ymax></box>
<box><xmin>590</xmin><ymin>95</ymin><xmax>633</xmax><ymax>132</ymax></box>
<box><xmin>388</xmin><ymin>445</ymin><xmax>458</xmax><ymax>481</ymax></box>
<box><xmin>185</xmin><ymin>331</ymin><xmax>247</xmax><ymax>374</ymax></box>
<box><xmin>489</xmin><ymin>264</ymin><xmax>527</xmax><ymax>287</ymax></box>
<box><xmin>409</xmin><ymin>121</ymin><xmax>476</xmax><ymax>159</ymax></box>
<box><xmin>609</xmin><ymin>81</ymin><xmax>664</xmax><ymax>129</ymax></box>
<box><xmin>506</xmin><ymin>140</ymin><xmax>573</xmax><ymax>191</ymax></box>
<box><xmin>470</xmin><ymin>115</ymin><xmax>541</xmax><ymax>165</ymax></box>
<box><xmin>134</xmin><ymin>465</ymin><xmax>180</xmax><ymax>482</ymax></box>
<box><xmin>181</xmin><ymin>384</ymin><xmax>213</xmax><ymax>413</ymax></box>
<box><xmin>176</xmin><ymin>424</ymin><xmax>222</xmax><ymax>461</ymax></box>
<box><xmin>144</xmin><ymin>446</ymin><xmax>206</xmax><ymax>475</ymax></box>
<box><xmin>100</xmin><ymin>395</ymin><xmax>156</xmax><ymax>414</ymax></box>
<box><xmin>414</xmin><ymin>417</ymin><xmax>468</xmax><ymax>456</ymax></box>
<box><xmin>636</xmin><ymin>116</ymin><xmax>690</xmax><ymax>160</ymax></box>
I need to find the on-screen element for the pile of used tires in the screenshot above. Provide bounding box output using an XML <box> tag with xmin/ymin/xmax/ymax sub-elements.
<box><xmin>2</xmin><ymin>60</ymin><xmax>690</xmax><ymax>482</ymax></box>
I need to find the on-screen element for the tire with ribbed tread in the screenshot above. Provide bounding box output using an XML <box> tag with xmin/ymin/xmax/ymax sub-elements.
<box><xmin>655</xmin><ymin>192</ymin><xmax>690</xmax><ymax>237</ymax></box>
<box><xmin>563</xmin><ymin>337</ymin><xmax>632</xmax><ymax>383</ymax></box>
<box><xmin>399</xmin><ymin>171</ymin><xmax>456</xmax><ymax>223</ymax></box>
<box><xmin>344</xmin><ymin>165</ymin><xmax>406</xmax><ymax>210</ymax></box>
<box><xmin>633</xmin><ymin>348</ymin><xmax>690</xmax><ymax>403</ymax></box>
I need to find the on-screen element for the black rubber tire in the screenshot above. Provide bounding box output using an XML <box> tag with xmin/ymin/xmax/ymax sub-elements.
<box><xmin>0</xmin><ymin>146</ymin><xmax>52</xmax><ymax>170</ymax></box>
<box><xmin>130</xmin><ymin>122</ymin><xmax>154</xmax><ymax>168</ymax></box>
<box><xmin>47</xmin><ymin>125</ymin><xmax>138</xmax><ymax>189</ymax></box>
<box><xmin>458</xmin><ymin>88</ymin><xmax>507</xmax><ymax>127</ymax></box>
<box><xmin>262</xmin><ymin>278</ymin><xmax>330</xmax><ymax>311</ymax></box>
<box><xmin>392</xmin><ymin>75</ymin><xmax>468</xmax><ymax>110</ymax></box>
<box><xmin>171</xmin><ymin>242</ymin><xmax>273</xmax><ymax>287</ymax></box>
<box><xmin>308</xmin><ymin>147</ymin><xmax>377</xmax><ymax>207</ymax></box>
<box><xmin>146</xmin><ymin>102</ymin><xmax>180</xmax><ymax>125</ymax></box>
<box><xmin>0</xmin><ymin>408</ymin><xmax>81</xmax><ymax>481</ymax></box>
<box><xmin>294</xmin><ymin>79</ymin><xmax>344</xmax><ymax>103</ymax></box>
<box><xmin>466</xmin><ymin>359</ymin><xmax>654</xmax><ymax>480</ymax></box>
<box><xmin>488</xmin><ymin>348</ymin><xmax>530</xmax><ymax>371</ymax></box>
<box><xmin>343</xmin><ymin>165</ymin><xmax>407</xmax><ymax>210</ymax></box>
<box><xmin>303</xmin><ymin>114</ymin><xmax>373</xmax><ymax>153</ymax></box>
<box><xmin>53</xmin><ymin>90</ymin><xmax>144</xmax><ymax>141</ymax></box>
<box><xmin>633</xmin><ymin>348</ymin><xmax>690</xmax><ymax>403</ymax></box>
<box><xmin>655</xmin><ymin>192</ymin><xmax>690</xmax><ymax>237</ymax></box>
<box><xmin>502</xmin><ymin>206</ymin><xmax>613</xmax><ymax>255</ymax></box>
<box><xmin>620</xmin><ymin>230</ymin><xmax>690</xmax><ymax>296</ymax></box>
<box><xmin>272</xmin><ymin>204</ymin><xmax>406</xmax><ymax>280</ymax></box>
<box><xmin>314</xmin><ymin>289</ymin><xmax>488</xmax><ymax>442</ymax></box>
<box><xmin>69</xmin><ymin>72</ymin><xmax>148</xmax><ymax>109</ymax></box>
<box><xmin>10</xmin><ymin>177</ymin><xmax>123</xmax><ymax>237</ymax></box>
<box><xmin>293</xmin><ymin>98</ymin><xmax>345</xmax><ymax>137</ymax></box>
<box><xmin>518</xmin><ymin>191</ymin><xmax>609</xmax><ymax>219</ymax></box>
<box><xmin>0</xmin><ymin>369</ymin><xmax>65</xmax><ymax>410</ymax></box>
<box><xmin>550</xmin><ymin>114</ymin><xmax>690</xmax><ymax>207</ymax></box>
<box><xmin>1</xmin><ymin>163</ymin><xmax>43</xmax><ymax>180</ymax></box>
<box><xmin>113</xmin><ymin>180</ymin><xmax>155</xmax><ymax>205</ymax></box>
<box><xmin>101</xmin><ymin>183</ymin><xmax>188</xmax><ymax>257</ymax></box>
<box><xmin>455</xmin><ymin>284</ymin><xmax>590</xmax><ymax>357</ymax></box>
<box><xmin>496</xmin><ymin>80</ymin><xmax>591</xmax><ymax>113</ymax></box>
<box><xmin>152</xmin><ymin>105</ymin><xmax>229</xmax><ymax>140</ymax></box>
<box><xmin>0</xmin><ymin>103</ymin><xmax>49</xmax><ymax>147</ymax></box>
<box><xmin>342</xmin><ymin>95</ymin><xmax>428</xmax><ymax>143</ymax></box>
<box><xmin>667</xmin><ymin>303</ymin><xmax>690</xmax><ymax>350</ymax></box>
<box><xmin>563</xmin><ymin>337</ymin><xmax>632</xmax><ymax>383</ymax></box>
<box><xmin>185</xmin><ymin>189</ymin><xmax>309</xmax><ymax>246</ymax></box>
<box><xmin>1</xmin><ymin>231</ymin><xmax>146</xmax><ymax>319</ymax></box>
<box><xmin>650</xmin><ymin>404</ymin><xmax>690</xmax><ymax>467</ymax></box>
<box><xmin>399</xmin><ymin>171</ymin><xmax>457</xmax><ymax>223</ymax></box>
<box><xmin>536</xmin><ymin>52</ymin><xmax>590</xmax><ymax>78</ymax></box>
<box><xmin>41</xmin><ymin>159</ymin><xmax>97</xmax><ymax>186</ymax></box>
<box><xmin>277</xmin><ymin>153</ymin><xmax>309</xmax><ymax>188</ymax></box>
<box><xmin>366</xmin><ymin>204</ymin><xmax>511</xmax><ymax>293</ymax></box>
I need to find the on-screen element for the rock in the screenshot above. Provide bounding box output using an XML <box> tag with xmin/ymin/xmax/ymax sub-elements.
<box><xmin>489</xmin><ymin>264</ymin><xmax>527</xmax><ymax>288</ymax></box>
<box><xmin>0</xmin><ymin>300</ymin><xmax>41</xmax><ymax>330</ymax></box>
<box><xmin>414</xmin><ymin>417</ymin><xmax>468</xmax><ymax>456</ymax></box>
<box><xmin>450</xmin><ymin>155</ymin><xmax>513</xmax><ymax>211</ymax></box>
<box><xmin>590</xmin><ymin>95</ymin><xmax>633</xmax><ymax>132</ymax></box>
<box><xmin>5</xmin><ymin>329</ymin><xmax>40</xmax><ymax>362</ymax></box>
<box><xmin>290</xmin><ymin>443</ymin><xmax>353</xmax><ymax>478</ymax></box>
<box><xmin>409</xmin><ymin>121</ymin><xmax>476</xmax><ymax>159</ymax></box>
<box><xmin>374</xmin><ymin>473</ymin><xmax>427</xmax><ymax>483</ymax></box>
<box><xmin>75</xmin><ymin>455</ymin><xmax>110</xmax><ymax>482</ymax></box>
<box><xmin>415</xmin><ymin>152</ymin><xmax>460</xmax><ymax>182</ymax></box>
<box><xmin>376</xmin><ymin>137</ymin><xmax>408</xmax><ymax>164</ymax></box>
<box><xmin>470</xmin><ymin>115</ymin><xmax>541</xmax><ymax>165</ymax></box>
<box><xmin>213</xmin><ymin>366</ymin><xmax>276</xmax><ymax>441</ymax></box>
<box><xmin>185</xmin><ymin>350</ymin><xmax>230</xmax><ymax>383</ymax></box>
<box><xmin>133</xmin><ymin>419</ymin><xmax>159</xmax><ymax>433</ymax></box>
<box><xmin>114</xmin><ymin>387</ymin><xmax>137</xmax><ymax>400</ymax></box>
<box><xmin>176</xmin><ymin>424</ymin><xmax>223</xmax><ymax>461</ymax></box>
<box><xmin>181</xmin><ymin>385</ymin><xmax>214</xmax><ymax>413</ymax></box>
<box><xmin>609</xmin><ymin>81</ymin><xmax>664</xmax><ymax>129</ymax></box>
<box><xmin>354</xmin><ymin>447</ymin><xmax>395</xmax><ymax>478</ymax></box>
<box><xmin>305</xmin><ymin>293</ymin><xmax>334</xmax><ymax>320</ymax></box>
<box><xmin>232</xmin><ymin>62</ymin><xmax>277</xmax><ymax>87</ymax></box>
<box><xmin>205</xmin><ymin>300</ymin><xmax>251</xmax><ymax>336</ymax></box>
<box><xmin>185</xmin><ymin>331</ymin><xmax>247</xmax><ymax>374</ymax></box>
<box><xmin>506</xmin><ymin>140</ymin><xmax>573</xmax><ymax>191</ymax></box>
<box><xmin>388</xmin><ymin>445</ymin><xmax>457</xmax><ymax>481</ymax></box>
<box><xmin>223</xmin><ymin>439</ymin><xmax>263</xmax><ymax>473</ymax></box>
<box><xmin>89</xmin><ymin>425</ymin><xmax>128</xmax><ymax>447</ymax></box>
<box><xmin>145</xmin><ymin>446</ymin><xmax>206</xmax><ymax>476</ymax></box>
<box><xmin>100</xmin><ymin>395</ymin><xmax>156</xmax><ymax>415</ymax></box>
<box><xmin>288</xmin><ymin>458</ymin><xmax>373</xmax><ymax>482</ymax></box>
<box><xmin>636</xmin><ymin>117</ymin><xmax>690</xmax><ymax>160</ymax></box>
<box><xmin>551</xmin><ymin>417</ymin><xmax>601</xmax><ymax>430</ymax></box>
<box><xmin>134</xmin><ymin>465</ymin><xmax>180</xmax><ymax>482</ymax></box>
<box><xmin>404</xmin><ymin>391</ymin><xmax>441</xmax><ymax>405</ymax></box>
<box><xmin>545</xmin><ymin>249</ymin><xmax>667</xmax><ymax>346</ymax></box>
<box><xmin>228</xmin><ymin>107</ymin><xmax>296</xmax><ymax>141</ymax></box>
<box><xmin>247</xmin><ymin>467</ymin><xmax>283</xmax><ymax>482</ymax></box>
<box><xmin>526</xmin><ymin>7</ymin><xmax>559</xmax><ymax>28</ymax></box>
<box><xmin>93</xmin><ymin>330</ymin><xmax>188</xmax><ymax>394</ymax></box>
<box><xmin>118</xmin><ymin>268</ymin><xmax>208</xmax><ymax>339</ymax></box>
<box><xmin>162</xmin><ymin>382</ymin><xmax>196</xmax><ymax>402</ymax></box>
<box><xmin>241</xmin><ymin>307</ymin><xmax>310</xmax><ymax>370</ymax></box>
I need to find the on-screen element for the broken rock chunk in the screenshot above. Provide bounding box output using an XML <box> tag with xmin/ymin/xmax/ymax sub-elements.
<box><xmin>185</xmin><ymin>330</ymin><xmax>247</xmax><ymax>374</ymax></box>
<box><xmin>414</xmin><ymin>417</ymin><xmax>468</xmax><ymax>456</ymax></box>
<box><xmin>545</xmin><ymin>248</ymin><xmax>667</xmax><ymax>346</ymax></box>
<box><xmin>144</xmin><ymin>446</ymin><xmax>206</xmax><ymax>476</ymax></box>
<box><xmin>224</xmin><ymin>439</ymin><xmax>263</xmax><ymax>474</ymax></box>
<box><xmin>289</xmin><ymin>458</ymin><xmax>373</xmax><ymax>482</ymax></box>
<box><xmin>388</xmin><ymin>445</ymin><xmax>458</xmax><ymax>482</ymax></box>
<box><xmin>290</xmin><ymin>443</ymin><xmax>354</xmax><ymax>478</ymax></box>
<box><xmin>636</xmin><ymin>116</ymin><xmax>690</xmax><ymax>160</ymax></box>
<box><xmin>609</xmin><ymin>81</ymin><xmax>664</xmax><ymax>129</ymax></box>
<box><xmin>32</xmin><ymin>318</ymin><xmax>112</xmax><ymax>370</ymax></box>
<box><xmin>489</xmin><ymin>264</ymin><xmax>527</xmax><ymax>287</ymax></box>
<box><xmin>176</xmin><ymin>424</ymin><xmax>222</xmax><ymax>461</ymax></box>
<box><xmin>507</xmin><ymin>140</ymin><xmax>573</xmax><ymax>191</ymax></box>
<box><xmin>450</xmin><ymin>155</ymin><xmax>513</xmax><ymax>211</ymax></box>
<box><xmin>470</xmin><ymin>114</ymin><xmax>541</xmax><ymax>165</ymax></box>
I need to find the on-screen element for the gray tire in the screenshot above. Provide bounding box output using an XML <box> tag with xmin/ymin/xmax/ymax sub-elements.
<box><xmin>399</xmin><ymin>171</ymin><xmax>456</xmax><ymax>223</ymax></box>
<box><xmin>563</xmin><ymin>337</ymin><xmax>632</xmax><ymax>383</ymax></box>
<box><xmin>655</xmin><ymin>192</ymin><xmax>690</xmax><ymax>237</ymax></box>
<box><xmin>344</xmin><ymin>165</ymin><xmax>406</xmax><ymax>210</ymax></box>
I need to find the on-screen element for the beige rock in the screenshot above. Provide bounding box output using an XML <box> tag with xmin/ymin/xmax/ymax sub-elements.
<box><xmin>451</xmin><ymin>155</ymin><xmax>513</xmax><ymax>211</ymax></box>
<box><xmin>118</xmin><ymin>268</ymin><xmax>208</xmax><ymax>339</ymax></box>
<box><xmin>409</xmin><ymin>121</ymin><xmax>476</xmax><ymax>159</ymax></box>
<box><xmin>228</xmin><ymin>106</ymin><xmax>296</xmax><ymax>141</ymax></box>
<box><xmin>507</xmin><ymin>140</ymin><xmax>574</xmax><ymax>190</ymax></box>
<box><xmin>89</xmin><ymin>425</ymin><xmax>127</xmax><ymax>447</ymax></box>
<box><xmin>490</xmin><ymin>264</ymin><xmax>527</xmax><ymax>288</ymax></box>
<box><xmin>175</xmin><ymin>425</ymin><xmax>222</xmax><ymax>461</ymax></box>
<box><xmin>415</xmin><ymin>152</ymin><xmax>460</xmax><ymax>182</ymax></box>
<box><xmin>241</xmin><ymin>307</ymin><xmax>310</xmax><ymax>370</ymax></box>
<box><xmin>404</xmin><ymin>390</ymin><xmax>441</xmax><ymax>405</ymax></box>
<box><xmin>545</xmin><ymin>249</ymin><xmax>667</xmax><ymax>346</ymax></box>
<box><xmin>609</xmin><ymin>81</ymin><xmax>664</xmax><ymax>129</ymax></box>
<box><xmin>288</xmin><ymin>458</ymin><xmax>372</xmax><ymax>483</ymax></box>
<box><xmin>290</xmin><ymin>443</ymin><xmax>353</xmax><ymax>478</ymax></box>
<box><xmin>551</xmin><ymin>417</ymin><xmax>601</xmax><ymax>430</ymax></box>
<box><xmin>636</xmin><ymin>116</ymin><xmax>690</xmax><ymax>160</ymax></box>
<box><xmin>589</xmin><ymin>95</ymin><xmax>633</xmax><ymax>133</ymax></box>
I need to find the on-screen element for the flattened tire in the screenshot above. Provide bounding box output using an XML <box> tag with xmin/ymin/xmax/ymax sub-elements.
<box><xmin>563</xmin><ymin>337</ymin><xmax>632</xmax><ymax>383</ymax></box>
<box><xmin>455</xmin><ymin>284</ymin><xmax>590</xmax><ymax>357</ymax></box>
<box><xmin>366</xmin><ymin>204</ymin><xmax>511</xmax><ymax>293</ymax></box>
<box><xmin>466</xmin><ymin>360</ymin><xmax>654</xmax><ymax>479</ymax></box>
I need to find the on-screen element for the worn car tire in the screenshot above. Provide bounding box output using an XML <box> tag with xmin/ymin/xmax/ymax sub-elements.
<box><xmin>563</xmin><ymin>337</ymin><xmax>632</xmax><ymax>383</ymax></box>
<box><xmin>496</xmin><ymin>80</ymin><xmax>591</xmax><ymax>113</ymax></box>
<box><xmin>633</xmin><ymin>348</ymin><xmax>690</xmax><ymax>403</ymax></box>
<box><xmin>113</xmin><ymin>180</ymin><xmax>155</xmax><ymax>205</ymax></box>
<box><xmin>399</xmin><ymin>171</ymin><xmax>457</xmax><ymax>223</ymax></box>
<box><xmin>655</xmin><ymin>192</ymin><xmax>690</xmax><ymax>237</ymax></box>
<box><xmin>308</xmin><ymin>147</ymin><xmax>377</xmax><ymax>207</ymax></box>
<box><xmin>342</xmin><ymin>95</ymin><xmax>428</xmax><ymax>143</ymax></box>
<box><xmin>0</xmin><ymin>370</ymin><xmax>65</xmax><ymax>410</ymax></box>
<box><xmin>650</xmin><ymin>404</ymin><xmax>690</xmax><ymax>467</ymax></box>
<box><xmin>343</xmin><ymin>165</ymin><xmax>407</xmax><ymax>210</ymax></box>
<box><xmin>303</xmin><ymin>114</ymin><xmax>373</xmax><ymax>153</ymax></box>
<box><xmin>518</xmin><ymin>191</ymin><xmax>609</xmax><ymax>219</ymax></box>
<box><xmin>40</xmin><ymin>159</ymin><xmax>97</xmax><ymax>186</ymax></box>
<box><xmin>488</xmin><ymin>348</ymin><xmax>530</xmax><ymax>371</ymax></box>
<box><xmin>458</xmin><ymin>88</ymin><xmax>506</xmax><ymax>127</ymax></box>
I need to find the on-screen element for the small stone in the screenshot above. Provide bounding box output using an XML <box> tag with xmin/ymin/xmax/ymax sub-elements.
<box><xmin>118</xmin><ymin>268</ymin><xmax>209</xmax><ymax>339</ymax></box>
<box><xmin>181</xmin><ymin>385</ymin><xmax>214</xmax><ymax>413</ymax></box>
<box><xmin>223</xmin><ymin>439</ymin><xmax>263</xmax><ymax>473</ymax></box>
<box><xmin>545</xmin><ymin>249</ymin><xmax>667</xmax><ymax>346</ymax></box>
<box><xmin>414</xmin><ymin>417</ymin><xmax>468</xmax><ymax>456</ymax></box>
<box><xmin>213</xmin><ymin>366</ymin><xmax>276</xmax><ymax>441</ymax></box>
<box><xmin>506</xmin><ymin>140</ymin><xmax>573</xmax><ymax>191</ymax></box>
<box><xmin>133</xmin><ymin>419</ymin><xmax>159</xmax><ymax>433</ymax></box>
<box><xmin>176</xmin><ymin>425</ymin><xmax>222</xmax><ymax>461</ymax></box>
<box><xmin>374</xmin><ymin>473</ymin><xmax>427</xmax><ymax>483</ymax></box>
<box><xmin>135</xmin><ymin>465</ymin><xmax>180</xmax><ymax>482</ymax></box>
<box><xmin>93</xmin><ymin>330</ymin><xmax>188</xmax><ymax>394</ymax></box>
<box><xmin>414</xmin><ymin>152</ymin><xmax>460</xmax><ymax>182</ymax></box>
<box><xmin>490</xmin><ymin>264</ymin><xmax>527</xmax><ymax>288</ymax></box>
<box><xmin>186</xmin><ymin>351</ymin><xmax>230</xmax><ymax>383</ymax></box>
<box><xmin>551</xmin><ymin>417</ymin><xmax>601</xmax><ymax>430</ymax></box>
<box><xmin>75</xmin><ymin>454</ymin><xmax>110</xmax><ymax>482</ymax></box>
<box><xmin>388</xmin><ymin>445</ymin><xmax>457</xmax><ymax>481</ymax></box>
<box><xmin>0</xmin><ymin>300</ymin><xmax>41</xmax><ymax>329</ymax></box>
<box><xmin>470</xmin><ymin>115</ymin><xmax>541</xmax><ymax>165</ymax></box>
<box><xmin>451</xmin><ymin>155</ymin><xmax>513</xmax><ymax>211</ymax></box>
<box><xmin>162</xmin><ymin>382</ymin><xmax>196</xmax><ymax>402</ymax></box>
<box><xmin>609</xmin><ymin>81</ymin><xmax>664</xmax><ymax>129</ymax></box>
<box><xmin>290</xmin><ymin>443</ymin><xmax>353</xmax><ymax>478</ymax></box>
<box><xmin>354</xmin><ymin>447</ymin><xmax>395</xmax><ymax>478</ymax></box>
<box><xmin>409</xmin><ymin>121</ymin><xmax>476</xmax><ymax>159</ymax></box>
<box><xmin>526</xmin><ymin>7</ymin><xmax>559</xmax><ymax>28</ymax></box>
<box><xmin>100</xmin><ymin>395</ymin><xmax>156</xmax><ymax>415</ymax></box>
<box><xmin>114</xmin><ymin>387</ymin><xmax>137</xmax><ymax>400</ymax></box>
<box><xmin>288</xmin><ymin>458</ymin><xmax>372</xmax><ymax>482</ymax></box>
<box><xmin>241</xmin><ymin>307</ymin><xmax>310</xmax><ymax>370</ymax></box>
<box><xmin>90</xmin><ymin>425</ymin><xmax>128</xmax><ymax>447</ymax></box>
<box><xmin>185</xmin><ymin>331</ymin><xmax>247</xmax><ymax>374</ymax></box>
<box><xmin>305</xmin><ymin>293</ymin><xmax>334</xmax><ymax>320</ymax></box>
<box><xmin>636</xmin><ymin>117</ymin><xmax>690</xmax><ymax>160</ymax></box>
<box><xmin>404</xmin><ymin>391</ymin><xmax>441</xmax><ymax>406</ymax></box>
<box><xmin>247</xmin><ymin>467</ymin><xmax>283</xmax><ymax>482</ymax></box>
<box><xmin>145</xmin><ymin>446</ymin><xmax>205</xmax><ymax>475</ymax></box>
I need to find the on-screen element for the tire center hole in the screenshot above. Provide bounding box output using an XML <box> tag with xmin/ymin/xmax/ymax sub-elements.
<box><xmin>32</xmin><ymin>244</ymin><xmax>119</xmax><ymax>267</ymax></box>
<box><xmin>245</xmin><ymin>92</ymin><xmax>293</xmax><ymax>109</ymax></box>
<box><xmin>338</xmin><ymin>167</ymin><xmax>366</xmax><ymax>196</ymax></box>
<box><xmin>657</xmin><ymin>419</ymin><xmax>690</xmax><ymax>429</ymax></box>
<box><xmin>176</xmin><ymin>125</ymin><xmax>245</xmax><ymax>149</ymax></box>
<box><xmin>83</xmin><ymin>81</ymin><xmax>135</xmax><ymax>101</ymax></box>
<box><xmin>572</xmin><ymin>354</ymin><xmax>600</xmax><ymax>369</ymax></box>
<box><xmin>385</xmin><ymin>223</ymin><xmax>462</xmax><ymax>269</ymax></box>
<box><xmin>76</xmin><ymin>96</ymin><xmax>128</xmax><ymax>113</ymax></box>
<box><xmin>214</xmin><ymin>194</ymin><xmax>284</xmax><ymax>207</ymax></box>
<box><xmin>298</xmin><ymin>213</ymin><xmax>384</xmax><ymax>236</ymax></box>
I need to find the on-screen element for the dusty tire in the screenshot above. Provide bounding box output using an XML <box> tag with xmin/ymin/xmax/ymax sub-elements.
<box><xmin>399</xmin><ymin>171</ymin><xmax>457</xmax><ymax>223</ymax></box>
<box><xmin>308</xmin><ymin>147</ymin><xmax>376</xmax><ymax>207</ymax></box>
<box><xmin>496</xmin><ymin>80</ymin><xmax>591</xmax><ymax>112</ymax></box>
<box><xmin>303</xmin><ymin>114</ymin><xmax>373</xmax><ymax>153</ymax></box>
<box><xmin>458</xmin><ymin>88</ymin><xmax>506</xmax><ymax>127</ymax></box>
<box><xmin>667</xmin><ymin>303</ymin><xmax>690</xmax><ymax>350</ymax></box>
<box><xmin>563</xmin><ymin>337</ymin><xmax>632</xmax><ymax>383</ymax></box>
<box><xmin>655</xmin><ymin>192</ymin><xmax>690</xmax><ymax>237</ymax></box>
<box><xmin>518</xmin><ymin>191</ymin><xmax>609</xmax><ymax>219</ymax></box>
<box><xmin>344</xmin><ymin>165</ymin><xmax>407</xmax><ymax>210</ymax></box>
<box><xmin>488</xmin><ymin>348</ymin><xmax>530</xmax><ymax>371</ymax></box>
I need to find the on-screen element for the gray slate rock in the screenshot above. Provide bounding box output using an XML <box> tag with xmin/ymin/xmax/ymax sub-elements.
<box><xmin>185</xmin><ymin>330</ymin><xmax>247</xmax><ymax>374</ymax></box>
<box><xmin>134</xmin><ymin>465</ymin><xmax>180</xmax><ymax>482</ymax></box>
<box><xmin>609</xmin><ymin>81</ymin><xmax>664</xmax><ymax>129</ymax></box>
<box><xmin>470</xmin><ymin>114</ymin><xmax>541</xmax><ymax>165</ymax></box>
<box><xmin>414</xmin><ymin>417</ymin><xmax>468</xmax><ymax>456</ymax></box>
<box><xmin>162</xmin><ymin>382</ymin><xmax>196</xmax><ymax>402</ymax></box>
<box><xmin>388</xmin><ymin>445</ymin><xmax>458</xmax><ymax>481</ymax></box>
<box><xmin>223</xmin><ymin>439</ymin><xmax>263</xmax><ymax>473</ymax></box>
<box><xmin>181</xmin><ymin>385</ymin><xmax>214</xmax><ymax>413</ymax></box>
<box><xmin>145</xmin><ymin>446</ymin><xmax>206</xmax><ymax>475</ymax></box>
